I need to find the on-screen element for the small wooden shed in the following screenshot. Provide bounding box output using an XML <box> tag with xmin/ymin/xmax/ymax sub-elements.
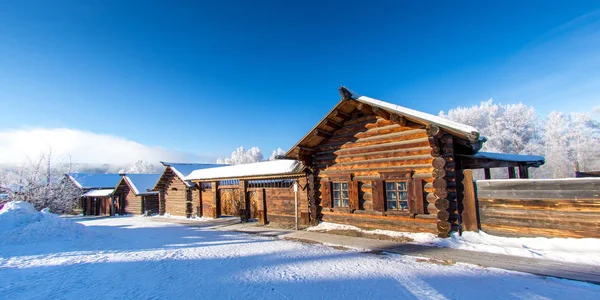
<box><xmin>66</xmin><ymin>173</ymin><xmax>122</xmax><ymax>216</ymax></box>
<box><xmin>153</xmin><ymin>162</ymin><xmax>225</xmax><ymax>217</ymax></box>
<box><xmin>114</xmin><ymin>174</ymin><xmax>162</xmax><ymax>215</ymax></box>
<box><xmin>185</xmin><ymin>160</ymin><xmax>308</xmax><ymax>225</ymax></box>
<box><xmin>286</xmin><ymin>87</ymin><xmax>545</xmax><ymax>237</ymax></box>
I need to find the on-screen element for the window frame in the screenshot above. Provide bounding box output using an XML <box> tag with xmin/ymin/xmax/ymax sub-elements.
<box><xmin>332</xmin><ymin>181</ymin><xmax>349</xmax><ymax>208</ymax></box>
<box><xmin>384</xmin><ymin>180</ymin><xmax>409</xmax><ymax>211</ymax></box>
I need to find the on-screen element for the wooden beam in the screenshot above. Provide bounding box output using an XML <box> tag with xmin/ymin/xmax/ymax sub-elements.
<box><xmin>312</xmin><ymin>129</ymin><xmax>333</xmax><ymax>138</ymax></box>
<box><xmin>426</xmin><ymin>124</ymin><xmax>442</xmax><ymax>137</ymax></box>
<box><xmin>323</xmin><ymin>118</ymin><xmax>343</xmax><ymax>129</ymax></box>
<box><xmin>371</xmin><ymin>106</ymin><xmax>390</xmax><ymax>119</ymax></box>
<box><xmin>508</xmin><ymin>167</ymin><xmax>517</xmax><ymax>179</ymax></box>
<box><xmin>334</xmin><ymin>110</ymin><xmax>351</xmax><ymax>120</ymax></box>
<box><xmin>461</xmin><ymin>169</ymin><xmax>479</xmax><ymax>232</ymax></box>
<box><xmin>484</xmin><ymin>168</ymin><xmax>491</xmax><ymax>179</ymax></box>
<box><xmin>389</xmin><ymin>113</ymin><xmax>407</xmax><ymax>126</ymax></box>
<box><xmin>518</xmin><ymin>165</ymin><xmax>529</xmax><ymax>179</ymax></box>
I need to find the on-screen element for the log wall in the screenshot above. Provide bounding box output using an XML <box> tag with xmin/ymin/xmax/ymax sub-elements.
<box><xmin>475</xmin><ymin>178</ymin><xmax>600</xmax><ymax>238</ymax></box>
<box><xmin>313</xmin><ymin>111</ymin><xmax>438</xmax><ymax>234</ymax></box>
<box><xmin>162</xmin><ymin>172</ymin><xmax>192</xmax><ymax>217</ymax></box>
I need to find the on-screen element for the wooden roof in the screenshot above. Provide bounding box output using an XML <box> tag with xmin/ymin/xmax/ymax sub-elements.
<box><xmin>286</xmin><ymin>86</ymin><xmax>484</xmax><ymax>158</ymax></box>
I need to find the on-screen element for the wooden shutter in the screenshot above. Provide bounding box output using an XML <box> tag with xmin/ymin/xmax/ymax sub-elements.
<box><xmin>372</xmin><ymin>180</ymin><xmax>385</xmax><ymax>212</ymax></box>
<box><xmin>320</xmin><ymin>179</ymin><xmax>332</xmax><ymax>208</ymax></box>
<box><xmin>349</xmin><ymin>180</ymin><xmax>359</xmax><ymax>210</ymax></box>
<box><xmin>409</xmin><ymin>178</ymin><xmax>425</xmax><ymax>214</ymax></box>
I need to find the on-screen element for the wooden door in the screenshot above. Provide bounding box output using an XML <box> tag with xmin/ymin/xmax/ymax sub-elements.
<box><xmin>248</xmin><ymin>191</ymin><xmax>259</xmax><ymax>219</ymax></box>
<box><xmin>219</xmin><ymin>188</ymin><xmax>240</xmax><ymax>216</ymax></box>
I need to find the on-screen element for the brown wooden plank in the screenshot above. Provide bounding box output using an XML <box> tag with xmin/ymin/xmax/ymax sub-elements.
<box><xmin>372</xmin><ymin>180</ymin><xmax>385</xmax><ymax>212</ymax></box>
<box><xmin>349</xmin><ymin>180</ymin><xmax>359</xmax><ymax>210</ymax></box>
<box><xmin>321</xmin><ymin>179</ymin><xmax>332</xmax><ymax>208</ymax></box>
<box><xmin>461</xmin><ymin>169</ymin><xmax>478</xmax><ymax>232</ymax></box>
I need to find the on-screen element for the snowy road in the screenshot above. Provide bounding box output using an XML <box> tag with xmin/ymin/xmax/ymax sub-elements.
<box><xmin>1</xmin><ymin>216</ymin><xmax>599</xmax><ymax>300</ymax></box>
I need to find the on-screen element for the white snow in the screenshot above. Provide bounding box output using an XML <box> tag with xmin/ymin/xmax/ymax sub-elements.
<box><xmin>349</xmin><ymin>90</ymin><xmax>480</xmax><ymax>139</ymax></box>
<box><xmin>186</xmin><ymin>159</ymin><xmax>304</xmax><ymax>181</ymax></box>
<box><xmin>155</xmin><ymin>214</ymin><xmax>210</xmax><ymax>222</ymax></box>
<box><xmin>1</xmin><ymin>216</ymin><xmax>598</xmax><ymax>299</ymax></box>
<box><xmin>308</xmin><ymin>222</ymin><xmax>600</xmax><ymax>266</ymax></box>
<box><xmin>82</xmin><ymin>189</ymin><xmax>114</xmax><ymax>197</ymax></box>
<box><xmin>0</xmin><ymin>201</ymin><xmax>86</xmax><ymax>244</ymax></box>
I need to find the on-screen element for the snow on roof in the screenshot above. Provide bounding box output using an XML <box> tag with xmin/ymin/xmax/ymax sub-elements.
<box><xmin>124</xmin><ymin>174</ymin><xmax>161</xmax><ymax>195</ymax></box>
<box><xmin>160</xmin><ymin>162</ymin><xmax>227</xmax><ymax>187</ymax></box>
<box><xmin>185</xmin><ymin>159</ymin><xmax>304</xmax><ymax>181</ymax></box>
<box><xmin>473</xmin><ymin>152</ymin><xmax>545</xmax><ymax>163</ymax></box>
<box><xmin>68</xmin><ymin>173</ymin><xmax>122</xmax><ymax>189</ymax></box>
<box><xmin>348</xmin><ymin>88</ymin><xmax>480</xmax><ymax>141</ymax></box>
<box><xmin>82</xmin><ymin>189</ymin><xmax>114</xmax><ymax>197</ymax></box>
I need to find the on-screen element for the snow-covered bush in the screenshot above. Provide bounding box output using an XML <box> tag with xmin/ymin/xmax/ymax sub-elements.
<box><xmin>0</xmin><ymin>201</ymin><xmax>86</xmax><ymax>244</ymax></box>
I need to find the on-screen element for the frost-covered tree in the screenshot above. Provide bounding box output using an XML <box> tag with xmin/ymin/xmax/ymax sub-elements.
<box><xmin>440</xmin><ymin>99</ymin><xmax>543</xmax><ymax>154</ymax></box>
<box><xmin>119</xmin><ymin>160</ymin><xmax>156</xmax><ymax>174</ymax></box>
<box><xmin>268</xmin><ymin>148</ymin><xmax>286</xmax><ymax>160</ymax></box>
<box><xmin>216</xmin><ymin>146</ymin><xmax>264</xmax><ymax>164</ymax></box>
<box><xmin>0</xmin><ymin>149</ymin><xmax>81</xmax><ymax>213</ymax></box>
<box><xmin>440</xmin><ymin>100</ymin><xmax>600</xmax><ymax>178</ymax></box>
<box><xmin>539</xmin><ymin>112</ymin><xmax>600</xmax><ymax>178</ymax></box>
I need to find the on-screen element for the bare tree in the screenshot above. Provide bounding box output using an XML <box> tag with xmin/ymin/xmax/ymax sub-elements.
<box><xmin>0</xmin><ymin>149</ymin><xmax>81</xmax><ymax>213</ymax></box>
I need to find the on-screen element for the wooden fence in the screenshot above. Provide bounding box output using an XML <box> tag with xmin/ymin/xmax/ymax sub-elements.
<box><xmin>472</xmin><ymin>178</ymin><xmax>600</xmax><ymax>238</ymax></box>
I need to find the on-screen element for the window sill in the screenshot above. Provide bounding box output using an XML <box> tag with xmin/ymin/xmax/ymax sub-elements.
<box><xmin>384</xmin><ymin>210</ymin><xmax>413</xmax><ymax>217</ymax></box>
<box><xmin>326</xmin><ymin>207</ymin><xmax>353</xmax><ymax>213</ymax></box>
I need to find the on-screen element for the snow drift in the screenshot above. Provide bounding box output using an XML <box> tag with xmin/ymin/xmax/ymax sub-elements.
<box><xmin>308</xmin><ymin>222</ymin><xmax>600</xmax><ymax>266</ymax></box>
<box><xmin>0</xmin><ymin>201</ymin><xmax>86</xmax><ymax>244</ymax></box>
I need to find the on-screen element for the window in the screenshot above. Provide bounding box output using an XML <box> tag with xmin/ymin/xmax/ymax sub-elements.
<box><xmin>332</xmin><ymin>182</ymin><xmax>349</xmax><ymax>207</ymax></box>
<box><xmin>385</xmin><ymin>181</ymin><xmax>408</xmax><ymax>210</ymax></box>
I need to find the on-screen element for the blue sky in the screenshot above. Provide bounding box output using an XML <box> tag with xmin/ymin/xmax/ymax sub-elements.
<box><xmin>1</xmin><ymin>1</ymin><xmax>599</xmax><ymax>164</ymax></box>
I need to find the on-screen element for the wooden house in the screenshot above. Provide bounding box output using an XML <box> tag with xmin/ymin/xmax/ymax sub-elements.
<box><xmin>66</xmin><ymin>173</ymin><xmax>122</xmax><ymax>216</ymax></box>
<box><xmin>153</xmin><ymin>162</ymin><xmax>225</xmax><ymax>217</ymax></box>
<box><xmin>284</xmin><ymin>87</ymin><xmax>544</xmax><ymax>237</ymax></box>
<box><xmin>185</xmin><ymin>160</ymin><xmax>307</xmax><ymax>225</ymax></box>
<box><xmin>114</xmin><ymin>174</ymin><xmax>162</xmax><ymax>215</ymax></box>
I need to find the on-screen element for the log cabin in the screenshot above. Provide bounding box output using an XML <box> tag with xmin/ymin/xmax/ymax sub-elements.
<box><xmin>185</xmin><ymin>160</ymin><xmax>308</xmax><ymax>225</ymax></box>
<box><xmin>114</xmin><ymin>174</ymin><xmax>162</xmax><ymax>215</ymax></box>
<box><xmin>66</xmin><ymin>173</ymin><xmax>122</xmax><ymax>216</ymax></box>
<box><xmin>153</xmin><ymin>162</ymin><xmax>225</xmax><ymax>217</ymax></box>
<box><xmin>285</xmin><ymin>87</ymin><xmax>545</xmax><ymax>237</ymax></box>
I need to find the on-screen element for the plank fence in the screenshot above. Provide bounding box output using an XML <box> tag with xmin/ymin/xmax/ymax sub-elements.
<box><xmin>471</xmin><ymin>178</ymin><xmax>600</xmax><ymax>238</ymax></box>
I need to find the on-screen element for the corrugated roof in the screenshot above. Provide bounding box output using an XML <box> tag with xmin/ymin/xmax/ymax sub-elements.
<box><xmin>68</xmin><ymin>173</ymin><xmax>122</xmax><ymax>189</ymax></box>
<box><xmin>125</xmin><ymin>174</ymin><xmax>162</xmax><ymax>195</ymax></box>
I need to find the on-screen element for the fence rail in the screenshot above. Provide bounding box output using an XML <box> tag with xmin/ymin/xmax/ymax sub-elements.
<box><xmin>473</xmin><ymin>178</ymin><xmax>600</xmax><ymax>238</ymax></box>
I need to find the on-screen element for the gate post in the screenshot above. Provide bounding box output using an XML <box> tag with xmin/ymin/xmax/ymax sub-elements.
<box><xmin>239</xmin><ymin>180</ymin><xmax>249</xmax><ymax>222</ymax></box>
<box><xmin>212</xmin><ymin>181</ymin><xmax>220</xmax><ymax>218</ymax></box>
<box><xmin>461</xmin><ymin>169</ymin><xmax>479</xmax><ymax>232</ymax></box>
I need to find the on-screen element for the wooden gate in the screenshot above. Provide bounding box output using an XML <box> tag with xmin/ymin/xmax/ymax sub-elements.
<box><xmin>248</xmin><ymin>190</ymin><xmax>259</xmax><ymax>219</ymax></box>
<box><xmin>219</xmin><ymin>188</ymin><xmax>240</xmax><ymax>216</ymax></box>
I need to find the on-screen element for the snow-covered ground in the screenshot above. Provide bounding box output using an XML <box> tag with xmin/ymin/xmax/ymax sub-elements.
<box><xmin>308</xmin><ymin>222</ymin><xmax>600</xmax><ymax>266</ymax></box>
<box><xmin>1</xmin><ymin>204</ymin><xmax>599</xmax><ymax>300</ymax></box>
